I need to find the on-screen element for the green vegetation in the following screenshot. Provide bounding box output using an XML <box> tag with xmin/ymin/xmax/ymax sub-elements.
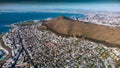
<box><xmin>108</xmin><ymin>64</ymin><xmax>112</xmax><ymax>68</ymax></box>
<box><xmin>0</xmin><ymin>55</ymin><xmax>6</xmax><ymax>61</ymax></box>
<box><xmin>115</xmin><ymin>59</ymin><xmax>120</xmax><ymax>68</ymax></box>
<box><xmin>16</xmin><ymin>20</ymin><xmax>38</xmax><ymax>26</ymax></box>
<box><xmin>38</xmin><ymin>25</ymin><xmax>47</xmax><ymax>31</ymax></box>
<box><xmin>0</xmin><ymin>33</ymin><xmax>5</xmax><ymax>43</ymax></box>
<box><xmin>0</xmin><ymin>33</ymin><xmax>7</xmax><ymax>62</ymax></box>
<box><xmin>0</xmin><ymin>33</ymin><xmax>11</xmax><ymax>53</ymax></box>
<box><xmin>0</xmin><ymin>33</ymin><xmax>7</xmax><ymax>50</ymax></box>
<box><xmin>74</xmin><ymin>39</ymin><xmax>80</xmax><ymax>46</ymax></box>
<box><xmin>89</xmin><ymin>63</ymin><xmax>96</xmax><ymax>68</ymax></box>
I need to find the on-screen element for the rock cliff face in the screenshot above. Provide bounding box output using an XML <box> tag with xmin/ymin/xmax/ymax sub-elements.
<box><xmin>42</xmin><ymin>16</ymin><xmax>120</xmax><ymax>47</ymax></box>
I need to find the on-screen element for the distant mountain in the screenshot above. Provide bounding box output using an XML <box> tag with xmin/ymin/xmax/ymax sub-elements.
<box><xmin>42</xmin><ymin>16</ymin><xmax>120</xmax><ymax>47</ymax></box>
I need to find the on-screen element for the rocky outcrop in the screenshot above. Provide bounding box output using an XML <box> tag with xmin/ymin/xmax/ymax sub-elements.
<box><xmin>42</xmin><ymin>16</ymin><xmax>120</xmax><ymax>47</ymax></box>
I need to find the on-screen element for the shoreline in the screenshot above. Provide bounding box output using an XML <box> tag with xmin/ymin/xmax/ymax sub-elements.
<box><xmin>1</xmin><ymin>16</ymin><xmax>120</xmax><ymax>67</ymax></box>
<box><xmin>0</xmin><ymin>20</ymin><xmax>120</xmax><ymax>67</ymax></box>
<box><xmin>0</xmin><ymin>33</ymin><xmax>12</xmax><ymax>65</ymax></box>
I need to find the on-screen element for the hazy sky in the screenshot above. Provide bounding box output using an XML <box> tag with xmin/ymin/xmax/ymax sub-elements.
<box><xmin>0</xmin><ymin>0</ymin><xmax>120</xmax><ymax>12</ymax></box>
<box><xmin>0</xmin><ymin>0</ymin><xmax>119</xmax><ymax>3</ymax></box>
<box><xmin>0</xmin><ymin>3</ymin><xmax>120</xmax><ymax>12</ymax></box>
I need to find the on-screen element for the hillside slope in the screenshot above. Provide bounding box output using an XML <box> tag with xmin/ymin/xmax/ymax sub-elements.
<box><xmin>42</xmin><ymin>16</ymin><xmax>120</xmax><ymax>47</ymax></box>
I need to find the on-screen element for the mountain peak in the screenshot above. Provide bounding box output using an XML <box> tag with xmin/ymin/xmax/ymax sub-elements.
<box><xmin>55</xmin><ymin>16</ymin><xmax>70</xmax><ymax>20</ymax></box>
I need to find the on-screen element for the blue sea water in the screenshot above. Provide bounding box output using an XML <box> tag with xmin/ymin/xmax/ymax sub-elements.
<box><xmin>0</xmin><ymin>12</ymin><xmax>85</xmax><ymax>34</ymax></box>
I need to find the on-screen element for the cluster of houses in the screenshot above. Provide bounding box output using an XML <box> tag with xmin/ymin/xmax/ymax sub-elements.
<box><xmin>1</xmin><ymin>15</ymin><xmax>120</xmax><ymax>67</ymax></box>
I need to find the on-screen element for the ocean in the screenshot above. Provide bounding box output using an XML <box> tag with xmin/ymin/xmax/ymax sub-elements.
<box><xmin>0</xmin><ymin>12</ymin><xmax>85</xmax><ymax>34</ymax></box>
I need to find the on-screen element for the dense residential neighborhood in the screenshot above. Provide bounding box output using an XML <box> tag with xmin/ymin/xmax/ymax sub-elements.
<box><xmin>1</xmin><ymin>16</ymin><xmax>120</xmax><ymax>67</ymax></box>
<box><xmin>0</xmin><ymin>0</ymin><xmax>120</xmax><ymax>67</ymax></box>
<box><xmin>76</xmin><ymin>12</ymin><xmax>120</xmax><ymax>27</ymax></box>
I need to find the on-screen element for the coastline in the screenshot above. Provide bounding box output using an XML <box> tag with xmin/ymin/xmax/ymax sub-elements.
<box><xmin>0</xmin><ymin>33</ymin><xmax>11</xmax><ymax>66</ymax></box>
<box><xmin>0</xmin><ymin>34</ymin><xmax>9</xmax><ymax>55</ymax></box>
<box><xmin>0</xmin><ymin>18</ymin><xmax>120</xmax><ymax>67</ymax></box>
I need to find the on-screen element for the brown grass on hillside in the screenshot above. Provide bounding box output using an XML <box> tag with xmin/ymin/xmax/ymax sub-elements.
<box><xmin>42</xmin><ymin>16</ymin><xmax>120</xmax><ymax>47</ymax></box>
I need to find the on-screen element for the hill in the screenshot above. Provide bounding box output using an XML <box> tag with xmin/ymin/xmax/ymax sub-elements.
<box><xmin>42</xmin><ymin>16</ymin><xmax>120</xmax><ymax>47</ymax></box>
